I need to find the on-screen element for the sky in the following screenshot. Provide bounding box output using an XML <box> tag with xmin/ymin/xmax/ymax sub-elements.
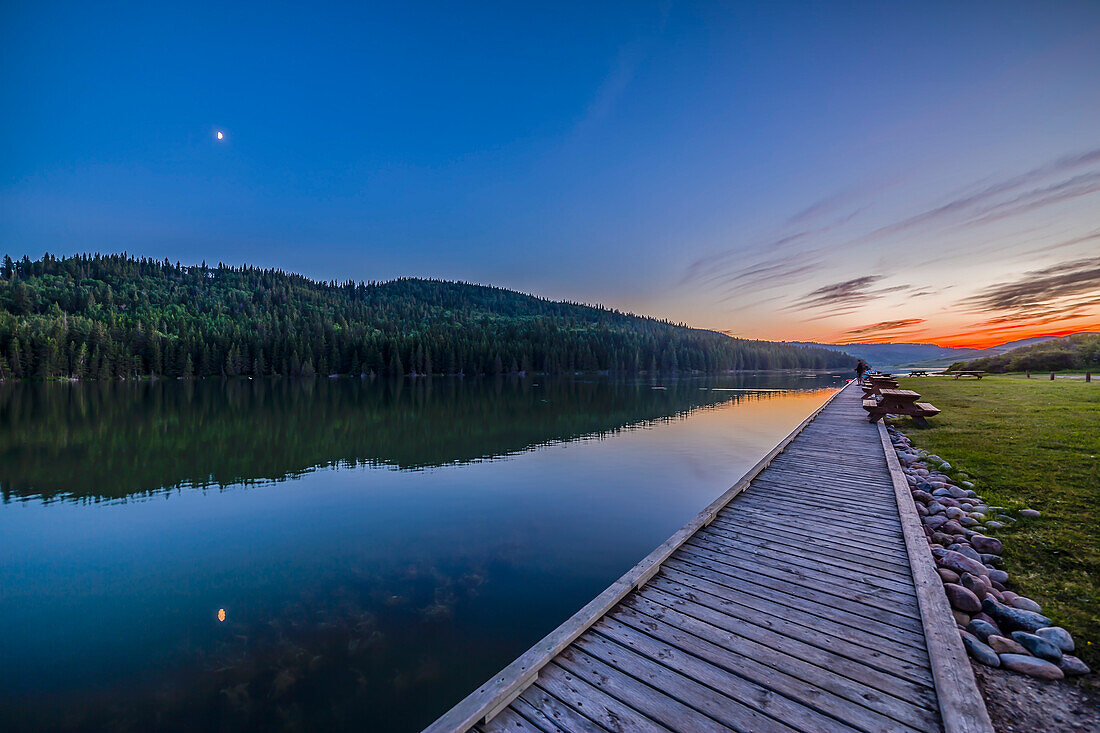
<box><xmin>2</xmin><ymin>1</ymin><xmax>1099</xmax><ymax>348</ymax></box>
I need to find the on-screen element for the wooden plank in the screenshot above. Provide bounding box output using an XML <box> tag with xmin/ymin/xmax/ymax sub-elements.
<box><xmin>422</xmin><ymin>384</ymin><xmax>851</xmax><ymax>732</ymax></box>
<box><xmin>640</xmin><ymin>581</ymin><xmax>935</xmax><ymax>687</ymax></box>
<box><xmin>632</xmin><ymin>588</ymin><xmax>936</xmax><ymax>707</ymax></box>
<box><xmin>602</xmin><ymin>609</ymin><xmax>931</xmax><ymax>733</ymax></box>
<box><xmin>511</xmin><ymin>692</ymin><xmax>589</xmax><ymax>732</ymax></box>
<box><xmin>535</xmin><ymin>661</ymin><xmax>669</xmax><ymax>732</ymax></box>
<box><xmin>727</xmin><ymin>499</ymin><xmax>905</xmax><ymax>534</ymax></box>
<box><xmin>687</xmin><ymin>533</ymin><xmax>919</xmax><ymax>596</ymax></box>
<box><xmin>587</xmin><ymin>619</ymin><xmax>858</xmax><ymax>733</ymax></box>
<box><xmin>478</xmin><ymin>706</ymin><xmax>550</xmax><ymax>733</ymax></box>
<box><xmin>674</xmin><ymin>543</ymin><xmax>920</xmax><ymax>614</ymax></box>
<box><xmin>707</xmin><ymin>517</ymin><xmax>912</xmax><ymax>565</ymax></box>
<box><xmin>662</xmin><ymin>558</ymin><xmax>925</xmax><ymax>640</ymax></box>
<box><xmin>703</xmin><ymin>521</ymin><xmax>914</xmax><ymax>573</ymax></box>
<box><xmin>650</xmin><ymin>570</ymin><xmax>933</xmax><ymax>668</ymax></box>
<box><xmin>876</xmin><ymin>422</ymin><xmax>993</xmax><ymax>733</ymax></box>
<box><xmin>563</xmin><ymin>640</ymin><xmax>780</xmax><ymax>732</ymax></box>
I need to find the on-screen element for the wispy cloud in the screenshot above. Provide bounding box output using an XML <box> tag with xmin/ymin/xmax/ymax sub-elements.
<box><xmin>961</xmin><ymin>257</ymin><xmax>1100</xmax><ymax>313</ymax></box>
<box><xmin>791</xmin><ymin>275</ymin><xmax>889</xmax><ymax>311</ymax></box>
<box><xmin>843</xmin><ymin>318</ymin><xmax>926</xmax><ymax>336</ymax></box>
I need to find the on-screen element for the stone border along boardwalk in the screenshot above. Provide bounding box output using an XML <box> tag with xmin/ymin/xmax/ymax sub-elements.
<box><xmin>425</xmin><ymin>382</ymin><xmax>994</xmax><ymax>733</ymax></box>
<box><xmin>887</xmin><ymin>426</ymin><xmax>1092</xmax><ymax>680</ymax></box>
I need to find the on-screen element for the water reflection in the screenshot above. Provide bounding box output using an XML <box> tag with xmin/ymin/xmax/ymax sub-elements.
<box><xmin>0</xmin><ymin>374</ymin><xmax>842</xmax><ymax>731</ymax></box>
<box><xmin>2</xmin><ymin>374</ymin><xmax>829</xmax><ymax>502</ymax></box>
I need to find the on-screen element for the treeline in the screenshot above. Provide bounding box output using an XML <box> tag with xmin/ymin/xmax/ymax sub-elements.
<box><xmin>0</xmin><ymin>253</ymin><xmax>851</xmax><ymax>380</ymax></box>
<box><xmin>952</xmin><ymin>333</ymin><xmax>1100</xmax><ymax>373</ymax></box>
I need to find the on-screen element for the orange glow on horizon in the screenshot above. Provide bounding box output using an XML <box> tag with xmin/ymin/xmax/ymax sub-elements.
<box><xmin>826</xmin><ymin>323</ymin><xmax>1100</xmax><ymax>351</ymax></box>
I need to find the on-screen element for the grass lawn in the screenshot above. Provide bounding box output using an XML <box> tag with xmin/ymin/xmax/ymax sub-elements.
<box><xmin>893</xmin><ymin>374</ymin><xmax>1100</xmax><ymax>671</ymax></box>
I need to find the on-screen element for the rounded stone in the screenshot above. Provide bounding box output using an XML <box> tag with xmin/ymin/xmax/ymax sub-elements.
<box><xmin>936</xmin><ymin>568</ymin><xmax>960</xmax><ymax>584</ymax></box>
<box><xmin>1020</xmin><ymin>509</ymin><xmax>1041</xmax><ymax>518</ymax></box>
<box><xmin>960</xmin><ymin>573</ymin><xmax>990</xmax><ymax>597</ymax></box>
<box><xmin>998</xmin><ymin>653</ymin><xmax>1063</xmax><ymax>680</ymax></box>
<box><xmin>1035</xmin><ymin>626</ymin><xmax>1074</xmax><ymax>652</ymax></box>
<box><xmin>984</xmin><ymin>521</ymin><xmax>1004</xmax><ymax>530</ymax></box>
<box><xmin>1009</xmin><ymin>596</ymin><xmax>1042</xmax><ymax>613</ymax></box>
<box><xmin>959</xmin><ymin>630</ymin><xmax>999</xmax><ymax>667</ymax></box>
<box><xmin>981</xmin><ymin>598</ymin><xmax>1051</xmax><ymax>632</ymax></box>
<box><xmin>952</xmin><ymin>610</ymin><xmax>972</xmax><ymax>626</ymax></box>
<box><xmin>965</xmin><ymin>619</ymin><xmax>1000</xmax><ymax>642</ymax></box>
<box><xmin>970</xmin><ymin>535</ymin><xmax>1003</xmax><ymax>555</ymax></box>
<box><xmin>945</xmin><ymin>584</ymin><xmax>982</xmax><ymax>613</ymax></box>
<box><xmin>1058</xmin><ymin>655</ymin><xmax>1090</xmax><ymax>676</ymax></box>
<box><xmin>1010</xmin><ymin>631</ymin><xmax>1063</xmax><ymax>662</ymax></box>
<box><xmin>987</xmin><ymin>569</ymin><xmax>1009</xmax><ymax>585</ymax></box>
<box><xmin>938</xmin><ymin>550</ymin><xmax>988</xmax><ymax>577</ymax></box>
<box><xmin>987</xmin><ymin>635</ymin><xmax>1028</xmax><ymax>655</ymax></box>
<box><xmin>940</xmin><ymin>520</ymin><xmax>965</xmax><ymax>535</ymax></box>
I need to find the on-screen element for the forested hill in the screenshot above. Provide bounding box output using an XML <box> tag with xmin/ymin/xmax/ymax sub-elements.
<box><xmin>0</xmin><ymin>253</ymin><xmax>851</xmax><ymax>380</ymax></box>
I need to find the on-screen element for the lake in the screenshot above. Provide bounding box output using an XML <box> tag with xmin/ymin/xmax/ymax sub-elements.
<box><xmin>0</xmin><ymin>373</ymin><xmax>844</xmax><ymax>731</ymax></box>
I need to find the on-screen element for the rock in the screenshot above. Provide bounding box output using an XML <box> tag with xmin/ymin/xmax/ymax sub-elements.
<box><xmin>960</xmin><ymin>517</ymin><xmax>979</xmax><ymax>527</ymax></box>
<box><xmin>1058</xmin><ymin>655</ymin><xmax>1091</xmax><ymax>676</ymax></box>
<box><xmin>987</xmin><ymin>635</ymin><xmax>1028</xmax><ymax>655</ymax></box>
<box><xmin>969</xmin><ymin>514</ymin><xmax>986</xmax><ymax>523</ymax></box>
<box><xmin>970</xmin><ymin>535</ymin><xmax>1003</xmax><ymax>554</ymax></box>
<box><xmin>939</xmin><ymin>497</ymin><xmax>961</xmax><ymax>508</ymax></box>
<box><xmin>915</xmin><ymin>503</ymin><xmax>929</xmax><ymax>516</ymax></box>
<box><xmin>985</xmin><ymin>587</ymin><xmax>1005</xmax><ymax>603</ymax></box>
<box><xmin>949</xmin><ymin>486</ymin><xmax>968</xmax><ymax>499</ymax></box>
<box><xmin>952</xmin><ymin>610</ymin><xmax>972</xmax><ymax>626</ymax></box>
<box><xmin>999</xmin><ymin>653</ymin><xmax>1063</xmax><ymax>680</ymax></box>
<box><xmin>911</xmin><ymin>490</ymin><xmax>934</xmax><ymax>504</ymax></box>
<box><xmin>960</xmin><ymin>630</ymin><xmax>1000</xmax><ymax>667</ymax></box>
<box><xmin>924</xmin><ymin>515</ymin><xmax>949</xmax><ymax>530</ymax></box>
<box><xmin>940</xmin><ymin>520</ymin><xmax>965</xmax><ymax>535</ymax></box>
<box><xmin>945</xmin><ymin>584</ymin><xmax>983</xmax><ymax>613</ymax></box>
<box><xmin>982</xmin><ymin>598</ymin><xmax>1052</xmax><ymax>632</ymax></box>
<box><xmin>1020</xmin><ymin>509</ymin><xmax>1041</xmax><ymax>518</ymax></box>
<box><xmin>988</xmin><ymin>569</ymin><xmax>1009</xmax><ymax>585</ymax></box>
<box><xmin>939</xmin><ymin>550</ymin><xmax>988</xmax><ymax>577</ymax></box>
<box><xmin>950</xmin><ymin>545</ymin><xmax>982</xmax><ymax>562</ymax></box>
<box><xmin>936</xmin><ymin>568</ymin><xmax>960</xmax><ymax>584</ymax></box>
<box><xmin>994</xmin><ymin>514</ymin><xmax>1015</xmax><ymax>523</ymax></box>
<box><xmin>960</xmin><ymin>573</ymin><xmax>990</xmax><ymax>597</ymax></box>
<box><xmin>931</xmin><ymin>488</ymin><xmax>952</xmax><ymax>497</ymax></box>
<box><xmin>931</xmin><ymin>532</ymin><xmax>954</xmax><ymax>547</ymax></box>
<box><xmin>1009</xmin><ymin>596</ymin><xmax>1042</xmax><ymax>613</ymax></box>
<box><xmin>972</xmin><ymin>612</ymin><xmax>998</xmax><ymax>627</ymax></box>
<box><xmin>980</xmin><ymin>554</ymin><xmax>1002</xmax><ymax>567</ymax></box>
<box><xmin>966</xmin><ymin>619</ymin><xmax>1001</xmax><ymax>642</ymax></box>
<box><xmin>1035</xmin><ymin>626</ymin><xmax>1074</xmax><ymax>652</ymax></box>
<box><xmin>946</xmin><ymin>506</ymin><xmax>966</xmax><ymax>520</ymax></box>
<box><xmin>1010</xmin><ymin>631</ymin><xmax>1063</xmax><ymax>662</ymax></box>
<box><xmin>961</xmin><ymin>481</ymin><xmax>975</xmax><ymax>489</ymax></box>
<box><xmin>984</xmin><ymin>521</ymin><xmax>1005</xmax><ymax>530</ymax></box>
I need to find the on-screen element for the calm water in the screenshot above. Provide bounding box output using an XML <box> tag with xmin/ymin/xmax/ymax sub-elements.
<box><xmin>0</xmin><ymin>374</ymin><xmax>843</xmax><ymax>731</ymax></box>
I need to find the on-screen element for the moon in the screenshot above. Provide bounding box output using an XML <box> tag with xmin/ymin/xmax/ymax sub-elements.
<box><xmin>216</xmin><ymin>131</ymin><xmax>224</xmax><ymax>140</ymax></box>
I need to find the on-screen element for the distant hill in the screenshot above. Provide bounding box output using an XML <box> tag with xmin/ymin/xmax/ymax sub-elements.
<box><xmin>0</xmin><ymin>253</ymin><xmax>852</xmax><ymax>380</ymax></box>
<box><xmin>787</xmin><ymin>342</ymin><xmax>971</xmax><ymax>368</ymax></box>
<box><xmin>792</xmin><ymin>335</ymin><xmax>1077</xmax><ymax>370</ymax></box>
<box><xmin>954</xmin><ymin>333</ymin><xmax>1100</xmax><ymax>373</ymax></box>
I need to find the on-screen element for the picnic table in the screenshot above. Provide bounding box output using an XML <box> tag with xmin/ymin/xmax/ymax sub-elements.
<box><xmin>862</xmin><ymin>388</ymin><xmax>941</xmax><ymax>426</ymax></box>
<box><xmin>950</xmin><ymin>370</ymin><xmax>985</xmax><ymax>379</ymax></box>
<box><xmin>908</xmin><ymin>370</ymin><xmax>930</xmax><ymax>377</ymax></box>
<box><xmin>862</xmin><ymin>377</ymin><xmax>900</xmax><ymax>396</ymax></box>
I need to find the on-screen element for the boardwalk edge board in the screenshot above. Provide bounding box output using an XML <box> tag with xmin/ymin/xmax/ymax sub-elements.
<box><xmin>877</xmin><ymin>420</ymin><xmax>994</xmax><ymax>733</ymax></box>
<box><xmin>423</xmin><ymin>383</ymin><xmax>851</xmax><ymax>733</ymax></box>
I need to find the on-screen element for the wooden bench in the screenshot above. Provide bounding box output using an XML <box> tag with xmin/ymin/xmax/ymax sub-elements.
<box><xmin>863</xmin><ymin>388</ymin><xmax>940</xmax><ymax>426</ymax></box>
<box><xmin>909</xmin><ymin>370</ymin><xmax>930</xmax><ymax>377</ymax></box>
<box><xmin>950</xmin><ymin>371</ymin><xmax>985</xmax><ymax>379</ymax></box>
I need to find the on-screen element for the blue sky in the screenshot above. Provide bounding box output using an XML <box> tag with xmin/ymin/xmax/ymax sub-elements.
<box><xmin>3</xmin><ymin>1</ymin><xmax>1099</xmax><ymax>345</ymax></box>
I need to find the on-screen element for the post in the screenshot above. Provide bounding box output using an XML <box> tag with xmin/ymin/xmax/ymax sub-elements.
<box><xmin>1026</xmin><ymin>370</ymin><xmax>1030</xmax><ymax>379</ymax></box>
<box><xmin>1087</xmin><ymin>372</ymin><xmax>1092</xmax><ymax>383</ymax></box>
<box><xmin>1050</xmin><ymin>372</ymin><xmax>1055</xmax><ymax>380</ymax></box>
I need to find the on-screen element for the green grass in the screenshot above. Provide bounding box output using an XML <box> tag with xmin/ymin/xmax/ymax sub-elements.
<box><xmin>892</xmin><ymin>374</ymin><xmax>1100</xmax><ymax>670</ymax></box>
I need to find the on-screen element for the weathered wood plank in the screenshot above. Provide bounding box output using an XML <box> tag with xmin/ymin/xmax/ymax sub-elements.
<box><xmin>876</xmin><ymin>422</ymin><xmax>993</xmax><ymax>733</ymax></box>
<box><xmin>535</xmin><ymin>661</ymin><xmax>669</xmax><ymax>733</ymax></box>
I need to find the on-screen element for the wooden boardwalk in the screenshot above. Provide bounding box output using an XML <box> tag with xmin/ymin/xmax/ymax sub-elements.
<box><xmin>426</xmin><ymin>383</ymin><xmax>991</xmax><ymax>733</ymax></box>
